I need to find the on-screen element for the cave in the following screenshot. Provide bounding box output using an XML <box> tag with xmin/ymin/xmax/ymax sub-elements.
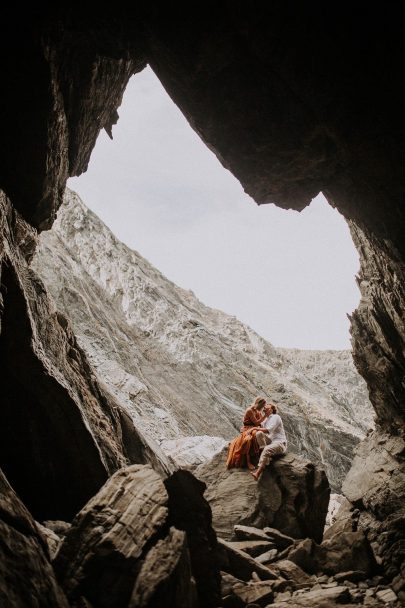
<box><xmin>0</xmin><ymin>4</ymin><xmax>404</xmax><ymax>604</ymax></box>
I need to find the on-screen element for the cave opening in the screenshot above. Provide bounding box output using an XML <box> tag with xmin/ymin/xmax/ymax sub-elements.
<box><xmin>68</xmin><ymin>66</ymin><xmax>361</xmax><ymax>352</ymax></box>
<box><xmin>39</xmin><ymin>66</ymin><xmax>374</xmax><ymax>497</ymax></box>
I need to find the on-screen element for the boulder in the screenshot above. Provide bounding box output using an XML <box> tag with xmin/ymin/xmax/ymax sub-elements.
<box><xmin>221</xmin><ymin>572</ymin><xmax>244</xmax><ymax>596</ymax></box>
<box><xmin>232</xmin><ymin>580</ymin><xmax>275</xmax><ymax>606</ymax></box>
<box><xmin>217</xmin><ymin>538</ymin><xmax>278</xmax><ymax>582</ymax></box>
<box><xmin>288</xmin><ymin>527</ymin><xmax>377</xmax><ymax>577</ymax></box>
<box><xmin>234</xmin><ymin>525</ymin><xmax>274</xmax><ymax>542</ymax></box>
<box><xmin>221</xmin><ymin>572</ymin><xmax>290</xmax><ymax>607</ymax></box>
<box><xmin>255</xmin><ymin>549</ymin><xmax>279</xmax><ymax>564</ymax></box>
<box><xmin>42</xmin><ymin>520</ymin><xmax>71</xmax><ymax>539</ymax></box>
<box><xmin>267</xmin><ymin>560</ymin><xmax>315</xmax><ymax>586</ymax></box>
<box><xmin>342</xmin><ymin>431</ymin><xmax>405</xmax><ymax>584</ymax></box>
<box><xmin>128</xmin><ymin>527</ymin><xmax>198</xmax><ymax>608</ymax></box>
<box><xmin>227</xmin><ymin>540</ymin><xmax>276</xmax><ymax>557</ymax></box>
<box><xmin>0</xmin><ymin>468</ymin><xmax>68</xmax><ymax>607</ymax></box>
<box><xmin>164</xmin><ymin>469</ymin><xmax>221</xmax><ymax>607</ymax></box>
<box><xmin>54</xmin><ymin>465</ymin><xmax>169</xmax><ymax>606</ymax></box>
<box><xmin>54</xmin><ymin>464</ymin><xmax>221</xmax><ymax>608</ymax></box>
<box><xmin>195</xmin><ymin>448</ymin><xmax>330</xmax><ymax>542</ymax></box>
<box><xmin>334</xmin><ymin>571</ymin><xmax>367</xmax><ymax>583</ymax></box>
<box><xmin>263</xmin><ymin>527</ymin><xmax>295</xmax><ymax>550</ymax></box>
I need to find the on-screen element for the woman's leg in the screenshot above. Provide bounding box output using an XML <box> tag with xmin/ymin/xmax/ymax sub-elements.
<box><xmin>246</xmin><ymin>452</ymin><xmax>256</xmax><ymax>470</ymax></box>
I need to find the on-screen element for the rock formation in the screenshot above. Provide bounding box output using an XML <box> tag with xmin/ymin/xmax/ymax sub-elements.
<box><xmin>195</xmin><ymin>447</ymin><xmax>330</xmax><ymax>543</ymax></box>
<box><xmin>0</xmin><ymin>185</ymin><xmax>174</xmax><ymax>523</ymax></box>
<box><xmin>54</xmin><ymin>464</ymin><xmax>220</xmax><ymax>608</ymax></box>
<box><xmin>32</xmin><ymin>189</ymin><xmax>373</xmax><ymax>492</ymax></box>
<box><xmin>0</xmin><ymin>6</ymin><xmax>405</xmax><ymax>604</ymax></box>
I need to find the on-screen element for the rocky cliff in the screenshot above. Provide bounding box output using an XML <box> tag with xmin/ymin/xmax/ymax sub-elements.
<box><xmin>32</xmin><ymin>189</ymin><xmax>374</xmax><ymax>491</ymax></box>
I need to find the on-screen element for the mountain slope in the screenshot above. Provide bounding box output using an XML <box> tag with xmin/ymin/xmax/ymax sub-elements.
<box><xmin>31</xmin><ymin>189</ymin><xmax>374</xmax><ymax>490</ymax></box>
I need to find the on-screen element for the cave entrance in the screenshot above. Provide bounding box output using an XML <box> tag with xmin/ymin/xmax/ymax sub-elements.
<box><xmin>38</xmin><ymin>66</ymin><xmax>373</xmax><ymax>496</ymax></box>
<box><xmin>69</xmin><ymin>66</ymin><xmax>361</xmax><ymax>352</ymax></box>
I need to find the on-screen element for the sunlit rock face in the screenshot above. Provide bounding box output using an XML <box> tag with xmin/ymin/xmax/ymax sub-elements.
<box><xmin>32</xmin><ymin>189</ymin><xmax>373</xmax><ymax>491</ymax></box>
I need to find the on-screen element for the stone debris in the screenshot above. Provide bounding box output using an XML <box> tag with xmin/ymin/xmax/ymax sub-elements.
<box><xmin>217</xmin><ymin>538</ymin><xmax>279</xmax><ymax>582</ymax></box>
<box><xmin>228</xmin><ymin>540</ymin><xmax>277</xmax><ymax>557</ymax></box>
<box><xmin>255</xmin><ymin>549</ymin><xmax>279</xmax><ymax>564</ymax></box>
<box><xmin>376</xmin><ymin>588</ymin><xmax>398</xmax><ymax>603</ymax></box>
<box><xmin>262</xmin><ymin>527</ymin><xmax>296</xmax><ymax>550</ymax></box>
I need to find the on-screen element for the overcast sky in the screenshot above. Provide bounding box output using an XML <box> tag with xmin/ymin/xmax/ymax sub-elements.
<box><xmin>68</xmin><ymin>66</ymin><xmax>360</xmax><ymax>350</ymax></box>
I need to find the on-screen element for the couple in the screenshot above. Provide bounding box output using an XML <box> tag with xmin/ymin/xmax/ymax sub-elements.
<box><xmin>226</xmin><ymin>396</ymin><xmax>287</xmax><ymax>481</ymax></box>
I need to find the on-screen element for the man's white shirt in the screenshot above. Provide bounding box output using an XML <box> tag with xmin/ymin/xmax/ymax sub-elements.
<box><xmin>262</xmin><ymin>413</ymin><xmax>287</xmax><ymax>444</ymax></box>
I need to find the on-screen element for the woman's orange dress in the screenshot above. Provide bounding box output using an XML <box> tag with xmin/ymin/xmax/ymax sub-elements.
<box><xmin>226</xmin><ymin>407</ymin><xmax>262</xmax><ymax>468</ymax></box>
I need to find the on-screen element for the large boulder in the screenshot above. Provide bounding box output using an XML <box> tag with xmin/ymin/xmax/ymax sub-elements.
<box><xmin>342</xmin><ymin>430</ymin><xmax>405</xmax><ymax>585</ymax></box>
<box><xmin>164</xmin><ymin>470</ymin><xmax>222</xmax><ymax>608</ymax></box>
<box><xmin>54</xmin><ymin>464</ymin><xmax>220</xmax><ymax>608</ymax></box>
<box><xmin>195</xmin><ymin>447</ymin><xmax>330</xmax><ymax>542</ymax></box>
<box><xmin>0</xmin><ymin>469</ymin><xmax>68</xmax><ymax>608</ymax></box>
<box><xmin>288</xmin><ymin>523</ymin><xmax>377</xmax><ymax>577</ymax></box>
<box><xmin>128</xmin><ymin>527</ymin><xmax>197</xmax><ymax>608</ymax></box>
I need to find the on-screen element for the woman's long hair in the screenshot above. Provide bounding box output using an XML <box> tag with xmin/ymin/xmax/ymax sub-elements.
<box><xmin>253</xmin><ymin>396</ymin><xmax>266</xmax><ymax>409</ymax></box>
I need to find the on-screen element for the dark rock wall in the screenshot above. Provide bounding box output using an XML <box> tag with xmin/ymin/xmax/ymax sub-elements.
<box><xmin>0</xmin><ymin>468</ymin><xmax>69</xmax><ymax>607</ymax></box>
<box><xmin>349</xmin><ymin>224</ymin><xmax>405</xmax><ymax>428</ymax></box>
<box><xmin>0</xmin><ymin>190</ymin><xmax>159</xmax><ymax>521</ymax></box>
<box><xmin>0</xmin><ymin>3</ymin><xmax>404</xmax><ymax>585</ymax></box>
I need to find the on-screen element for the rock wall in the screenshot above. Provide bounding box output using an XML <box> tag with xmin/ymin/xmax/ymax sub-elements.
<box><xmin>0</xmin><ymin>190</ymin><xmax>168</xmax><ymax>521</ymax></box>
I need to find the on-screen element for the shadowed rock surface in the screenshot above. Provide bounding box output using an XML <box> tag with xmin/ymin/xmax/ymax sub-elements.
<box><xmin>195</xmin><ymin>447</ymin><xmax>330</xmax><ymax>543</ymax></box>
<box><xmin>0</xmin><ymin>469</ymin><xmax>69</xmax><ymax>607</ymax></box>
<box><xmin>0</xmin><ymin>6</ymin><xmax>405</xmax><ymax>602</ymax></box>
<box><xmin>32</xmin><ymin>189</ymin><xmax>372</xmax><ymax>492</ymax></box>
<box><xmin>54</xmin><ymin>465</ymin><xmax>221</xmax><ymax>608</ymax></box>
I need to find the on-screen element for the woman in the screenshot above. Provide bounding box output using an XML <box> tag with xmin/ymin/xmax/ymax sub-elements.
<box><xmin>226</xmin><ymin>397</ymin><xmax>270</xmax><ymax>470</ymax></box>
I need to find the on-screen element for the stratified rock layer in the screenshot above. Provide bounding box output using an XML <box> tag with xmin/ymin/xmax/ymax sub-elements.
<box><xmin>195</xmin><ymin>448</ymin><xmax>330</xmax><ymax>543</ymax></box>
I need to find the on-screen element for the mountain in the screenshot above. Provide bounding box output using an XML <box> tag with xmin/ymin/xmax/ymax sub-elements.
<box><xmin>31</xmin><ymin>189</ymin><xmax>374</xmax><ymax>491</ymax></box>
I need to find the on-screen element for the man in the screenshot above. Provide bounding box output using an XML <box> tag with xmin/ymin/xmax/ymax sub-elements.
<box><xmin>251</xmin><ymin>403</ymin><xmax>287</xmax><ymax>481</ymax></box>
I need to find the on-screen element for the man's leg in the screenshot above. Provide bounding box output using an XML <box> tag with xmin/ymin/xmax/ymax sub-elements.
<box><xmin>255</xmin><ymin>430</ymin><xmax>269</xmax><ymax>450</ymax></box>
<box><xmin>251</xmin><ymin>442</ymin><xmax>286</xmax><ymax>481</ymax></box>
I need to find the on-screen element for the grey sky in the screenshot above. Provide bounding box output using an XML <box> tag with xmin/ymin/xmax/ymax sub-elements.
<box><xmin>68</xmin><ymin>66</ymin><xmax>360</xmax><ymax>350</ymax></box>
